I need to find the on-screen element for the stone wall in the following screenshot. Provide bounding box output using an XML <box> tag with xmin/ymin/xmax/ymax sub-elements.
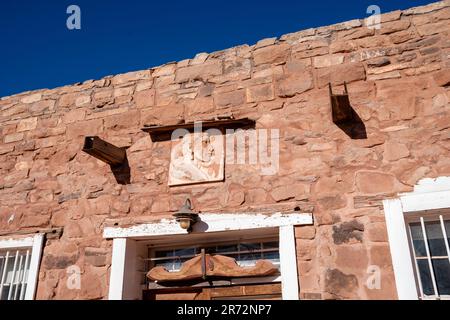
<box><xmin>0</xmin><ymin>1</ymin><xmax>449</xmax><ymax>299</ymax></box>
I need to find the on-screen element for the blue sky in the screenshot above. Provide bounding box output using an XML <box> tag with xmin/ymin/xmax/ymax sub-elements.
<box><xmin>0</xmin><ymin>0</ymin><xmax>436</xmax><ymax>97</ymax></box>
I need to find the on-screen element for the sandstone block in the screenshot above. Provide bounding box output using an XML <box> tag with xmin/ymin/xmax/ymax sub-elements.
<box><xmin>31</xmin><ymin>99</ymin><xmax>55</xmax><ymax>113</ymax></box>
<box><xmin>185</xmin><ymin>96</ymin><xmax>215</xmax><ymax>118</ymax></box>
<box><xmin>367</xmin><ymin>222</ymin><xmax>388</xmax><ymax>242</ymax></box>
<box><xmin>58</xmin><ymin>93</ymin><xmax>78</xmax><ymax>108</ymax></box>
<box><xmin>67</xmin><ymin>119</ymin><xmax>103</xmax><ymax>139</ymax></box>
<box><xmin>379</xmin><ymin>20</ymin><xmax>411</xmax><ymax>34</ymax></box>
<box><xmin>325</xmin><ymin>269</ymin><xmax>358</xmax><ymax>299</ymax></box>
<box><xmin>355</xmin><ymin>171</ymin><xmax>401</xmax><ymax>194</ymax></box>
<box><xmin>75</xmin><ymin>95</ymin><xmax>91</xmax><ymax>106</ymax></box>
<box><xmin>134</xmin><ymin>89</ymin><xmax>155</xmax><ymax>108</ymax></box>
<box><xmin>213</xmin><ymin>89</ymin><xmax>246</xmax><ymax>108</ymax></box>
<box><xmin>152</xmin><ymin>64</ymin><xmax>176</xmax><ymax>78</ymax></box>
<box><xmin>316</xmin><ymin>62</ymin><xmax>366</xmax><ymax>88</ymax></box>
<box><xmin>275</xmin><ymin>71</ymin><xmax>313</xmax><ymax>97</ymax></box>
<box><xmin>332</xmin><ymin>220</ymin><xmax>364</xmax><ymax>245</ymax></box>
<box><xmin>112</xmin><ymin>70</ymin><xmax>150</xmax><ymax>85</ymax></box>
<box><xmin>63</xmin><ymin>109</ymin><xmax>86</xmax><ymax>124</ymax></box>
<box><xmin>295</xmin><ymin>226</ymin><xmax>316</xmax><ymax>240</ymax></box>
<box><xmin>313</xmin><ymin>54</ymin><xmax>344</xmax><ymax>68</ymax></box>
<box><xmin>335</xmin><ymin>245</ymin><xmax>369</xmax><ymax>270</ymax></box>
<box><xmin>246</xmin><ymin>83</ymin><xmax>275</xmax><ymax>103</ymax></box>
<box><xmin>141</xmin><ymin>104</ymin><xmax>184</xmax><ymax>126</ymax></box>
<box><xmin>20</xmin><ymin>93</ymin><xmax>42</xmax><ymax>104</ymax></box>
<box><xmin>416</xmin><ymin>21</ymin><xmax>449</xmax><ymax>36</ymax></box>
<box><xmin>105</xmin><ymin>110</ymin><xmax>140</xmax><ymax>130</ymax></box>
<box><xmin>383</xmin><ymin>141</ymin><xmax>410</xmax><ymax>161</ymax></box>
<box><xmin>253</xmin><ymin>43</ymin><xmax>290</xmax><ymax>66</ymax></box>
<box><xmin>4</xmin><ymin>132</ymin><xmax>24</xmax><ymax>143</ymax></box>
<box><xmin>17</xmin><ymin>117</ymin><xmax>38</xmax><ymax>132</ymax></box>
<box><xmin>433</xmin><ymin>69</ymin><xmax>450</xmax><ymax>87</ymax></box>
<box><xmin>175</xmin><ymin>60</ymin><xmax>222</xmax><ymax>82</ymax></box>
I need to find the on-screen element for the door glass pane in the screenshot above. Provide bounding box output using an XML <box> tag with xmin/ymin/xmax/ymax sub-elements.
<box><xmin>239</xmin><ymin>243</ymin><xmax>261</xmax><ymax>267</ymax></box>
<box><xmin>262</xmin><ymin>242</ymin><xmax>280</xmax><ymax>264</ymax></box>
<box><xmin>410</xmin><ymin>223</ymin><xmax>427</xmax><ymax>257</ymax></box>
<box><xmin>417</xmin><ymin>259</ymin><xmax>434</xmax><ymax>296</ymax></box>
<box><xmin>173</xmin><ymin>248</ymin><xmax>195</xmax><ymax>271</ymax></box>
<box><xmin>432</xmin><ymin>258</ymin><xmax>450</xmax><ymax>295</ymax></box>
<box><xmin>445</xmin><ymin>220</ymin><xmax>450</xmax><ymax>248</ymax></box>
<box><xmin>215</xmin><ymin>244</ymin><xmax>238</xmax><ymax>255</ymax></box>
<box><xmin>424</xmin><ymin>221</ymin><xmax>447</xmax><ymax>257</ymax></box>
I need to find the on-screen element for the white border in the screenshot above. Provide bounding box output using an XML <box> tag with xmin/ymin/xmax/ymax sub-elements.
<box><xmin>0</xmin><ymin>234</ymin><xmax>44</xmax><ymax>300</ymax></box>
<box><xmin>383</xmin><ymin>177</ymin><xmax>450</xmax><ymax>300</ymax></box>
<box><xmin>108</xmin><ymin>238</ymin><xmax>127</xmax><ymax>300</ymax></box>
<box><xmin>105</xmin><ymin>212</ymin><xmax>311</xmax><ymax>300</ymax></box>
<box><xmin>279</xmin><ymin>225</ymin><xmax>299</xmax><ymax>300</ymax></box>
<box><xmin>104</xmin><ymin>212</ymin><xmax>312</xmax><ymax>239</ymax></box>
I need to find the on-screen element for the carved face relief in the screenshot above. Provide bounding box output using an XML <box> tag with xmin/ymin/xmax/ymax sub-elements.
<box><xmin>168</xmin><ymin>132</ymin><xmax>224</xmax><ymax>186</ymax></box>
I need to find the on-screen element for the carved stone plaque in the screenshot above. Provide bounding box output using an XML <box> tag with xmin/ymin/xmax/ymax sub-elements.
<box><xmin>168</xmin><ymin>132</ymin><xmax>224</xmax><ymax>186</ymax></box>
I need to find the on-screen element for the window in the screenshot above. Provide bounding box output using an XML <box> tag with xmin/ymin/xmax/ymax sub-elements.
<box><xmin>148</xmin><ymin>240</ymin><xmax>280</xmax><ymax>273</ymax></box>
<box><xmin>407</xmin><ymin>215</ymin><xmax>450</xmax><ymax>299</ymax></box>
<box><xmin>383</xmin><ymin>176</ymin><xmax>450</xmax><ymax>300</ymax></box>
<box><xmin>0</xmin><ymin>235</ymin><xmax>44</xmax><ymax>300</ymax></box>
<box><xmin>0</xmin><ymin>249</ymin><xmax>32</xmax><ymax>300</ymax></box>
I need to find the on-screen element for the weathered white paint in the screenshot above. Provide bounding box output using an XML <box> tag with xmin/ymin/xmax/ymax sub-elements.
<box><xmin>24</xmin><ymin>234</ymin><xmax>44</xmax><ymax>300</ymax></box>
<box><xmin>108</xmin><ymin>238</ymin><xmax>127</xmax><ymax>300</ymax></box>
<box><xmin>410</xmin><ymin>176</ymin><xmax>450</xmax><ymax>193</ymax></box>
<box><xmin>401</xmin><ymin>190</ymin><xmax>450</xmax><ymax>213</ymax></box>
<box><xmin>104</xmin><ymin>212</ymin><xmax>312</xmax><ymax>239</ymax></box>
<box><xmin>279</xmin><ymin>225</ymin><xmax>299</xmax><ymax>300</ymax></box>
<box><xmin>0</xmin><ymin>236</ymin><xmax>35</xmax><ymax>249</ymax></box>
<box><xmin>382</xmin><ymin>199</ymin><xmax>419</xmax><ymax>300</ymax></box>
<box><xmin>383</xmin><ymin>176</ymin><xmax>450</xmax><ymax>300</ymax></box>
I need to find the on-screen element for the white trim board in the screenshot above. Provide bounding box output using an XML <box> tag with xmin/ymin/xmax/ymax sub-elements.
<box><xmin>25</xmin><ymin>234</ymin><xmax>44</xmax><ymax>300</ymax></box>
<box><xmin>279</xmin><ymin>225</ymin><xmax>299</xmax><ymax>300</ymax></box>
<box><xmin>0</xmin><ymin>236</ymin><xmax>35</xmax><ymax>249</ymax></box>
<box><xmin>104</xmin><ymin>212</ymin><xmax>313</xmax><ymax>239</ymax></box>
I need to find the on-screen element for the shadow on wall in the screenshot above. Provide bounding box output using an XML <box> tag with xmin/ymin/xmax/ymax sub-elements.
<box><xmin>111</xmin><ymin>156</ymin><xmax>131</xmax><ymax>185</ymax></box>
<box><xmin>329</xmin><ymin>83</ymin><xmax>367</xmax><ymax>140</ymax></box>
<box><xmin>82</xmin><ymin>136</ymin><xmax>131</xmax><ymax>185</ymax></box>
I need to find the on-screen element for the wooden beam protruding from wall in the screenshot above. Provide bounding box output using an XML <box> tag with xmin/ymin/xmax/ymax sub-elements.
<box><xmin>82</xmin><ymin>136</ymin><xmax>126</xmax><ymax>166</ymax></box>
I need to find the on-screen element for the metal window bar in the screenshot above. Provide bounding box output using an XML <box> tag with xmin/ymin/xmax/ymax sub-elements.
<box><xmin>7</xmin><ymin>250</ymin><xmax>20</xmax><ymax>300</ymax></box>
<box><xmin>0</xmin><ymin>249</ymin><xmax>31</xmax><ymax>300</ymax></box>
<box><xmin>420</xmin><ymin>217</ymin><xmax>439</xmax><ymax>299</ymax></box>
<box><xmin>144</xmin><ymin>247</ymin><xmax>279</xmax><ymax>262</ymax></box>
<box><xmin>13</xmin><ymin>254</ymin><xmax>23</xmax><ymax>300</ymax></box>
<box><xmin>0</xmin><ymin>250</ymin><xmax>10</xmax><ymax>300</ymax></box>
<box><xmin>407</xmin><ymin>224</ymin><xmax>425</xmax><ymax>299</ymax></box>
<box><xmin>20</xmin><ymin>250</ymin><xmax>30</xmax><ymax>300</ymax></box>
<box><xmin>439</xmin><ymin>215</ymin><xmax>450</xmax><ymax>266</ymax></box>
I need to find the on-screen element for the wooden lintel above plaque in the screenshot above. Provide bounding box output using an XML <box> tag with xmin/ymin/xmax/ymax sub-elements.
<box><xmin>141</xmin><ymin>118</ymin><xmax>255</xmax><ymax>141</ymax></box>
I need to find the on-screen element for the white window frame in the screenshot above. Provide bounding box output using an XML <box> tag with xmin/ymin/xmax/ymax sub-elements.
<box><xmin>104</xmin><ymin>212</ymin><xmax>313</xmax><ymax>300</ymax></box>
<box><xmin>0</xmin><ymin>234</ymin><xmax>44</xmax><ymax>300</ymax></box>
<box><xmin>383</xmin><ymin>177</ymin><xmax>450</xmax><ymax>300</ymax></box>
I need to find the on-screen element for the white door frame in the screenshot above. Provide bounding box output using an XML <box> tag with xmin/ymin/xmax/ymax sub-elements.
<box><xmin>104</xmin><ymin>212</ymin><xmax>313</xmax><ymax>300</ymax></box>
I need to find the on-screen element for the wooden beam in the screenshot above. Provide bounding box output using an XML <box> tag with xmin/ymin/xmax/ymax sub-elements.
<box><xmin>82</xmin><ymin>136</ymin><xmax>126</xmax><ymax>166</ymax></box>
<box><xmin>141</xmin><ymin>118</ymin><xmax>256</xmax><ymax>141</ymax></box>
<box><xmin>0</xmin><ymin>227</ymin><xmax>63</xmax><ymax>239</ymax></box>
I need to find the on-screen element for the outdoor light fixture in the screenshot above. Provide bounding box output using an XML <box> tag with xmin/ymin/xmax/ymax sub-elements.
<box><xmin>173</xmin><ymin>199</ymin><xmax>198</xmax><ymax>231</ymax></box>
